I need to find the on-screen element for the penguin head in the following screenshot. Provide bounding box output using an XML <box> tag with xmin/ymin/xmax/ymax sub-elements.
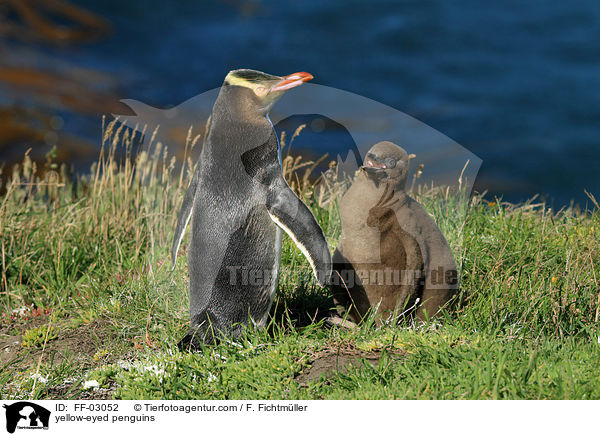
<box><xmin>361</xmin><ymin>141</ymin><xmax>410</xmax><ymax>189</ymax></box>
<box><xmin>223</xmin><ymin>69</ymin><xmax>313</xmax><ymax>116</ymax></box>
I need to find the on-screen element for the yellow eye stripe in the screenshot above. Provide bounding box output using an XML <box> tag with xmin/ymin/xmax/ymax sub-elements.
<box><xmin>224</xmin><ymin>73</ymin><xmax>259</xmax><ymax>89</ymax></box>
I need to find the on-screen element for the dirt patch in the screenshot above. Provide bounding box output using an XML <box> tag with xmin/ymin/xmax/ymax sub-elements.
<box><xmin>1</xmin><ymin>316</ymin><xmax>128</xmax><ymax>399</ymax></box>
<box><xmin>1</xmin><ymin>317</ymin><xmax>120</xmax><ymax>370</ymax></box>
<box><xmin>295</xmin><ymin>347</ymin><xmax>406</xmax><ymax>385</ymax></box>
<box><xmin>0</xmin><ymin>314</ymin><xmax>52</xmax><ymax>369</ymax></box>
<box><xmin>44</xmin><ymin>319</ymin><xmax>117</xmax><ymax>362</ymax></box>
<box><xmin>45</xmin><ymin>380</ymin><xmax>118</xmax><ymax>400</ymax></box>
<box><xmin>0</xmin><ymin>313</ymin><xmax>51</xmax><ymax>335</ymax></box>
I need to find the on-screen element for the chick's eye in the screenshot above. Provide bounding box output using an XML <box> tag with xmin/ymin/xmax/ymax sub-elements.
<box><xmin>254</xmin><ymin>86</ymin><xmax>267</xmax><ymax>96</ymax></box>
<box><xmin>385</xmin><ymin>158</ymin><xmax>397</xmax><ymax>168</ymax></box>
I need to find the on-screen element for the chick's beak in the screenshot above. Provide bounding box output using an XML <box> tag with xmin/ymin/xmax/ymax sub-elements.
<box><xmin>271</xmin><ymin>72</ymin><xmax>313</xmax><ymax>92</ymax></box>
<box><xmin>361</xmin><ymin>157</ymin><xmax>387</xmax><ymax>170</ymax></box>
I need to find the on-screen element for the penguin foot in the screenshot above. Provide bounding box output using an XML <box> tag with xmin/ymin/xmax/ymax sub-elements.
<box><xmin>177</xmin><ymin>334</ymin><xmax>203</xmax><ymax>353</ymax></box>
<box><xmin>177</xmin><ymin>328</ymin><xmax>217</xmax><ymax>352</ymax></box>
<box><xmin>323</xmin><ymin>315</ymin><xmax>357</xmax><ymax>330</ymax></box>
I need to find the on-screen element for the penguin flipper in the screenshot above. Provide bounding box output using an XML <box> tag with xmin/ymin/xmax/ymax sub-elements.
<box><xmin>171</xmin><ymin>167</ymin><xmax>200</xmax><ymax>269</ymax></box>
<box><xmin>267</xmin><ymin>177</ymin><xmax>332</xmax><ymax>286</ymax></box>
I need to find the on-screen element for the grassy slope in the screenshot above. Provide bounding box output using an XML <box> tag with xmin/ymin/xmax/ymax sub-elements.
<box><xmin>1</xmin><ymin>123</ymin><xmax>599</xmax><ymax>400</ymax></box>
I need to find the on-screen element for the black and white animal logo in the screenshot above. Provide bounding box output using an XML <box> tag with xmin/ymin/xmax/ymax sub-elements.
<box><xmin>3</xmin><ymin>402</ymin><xmax>51</xmax><ymax>433</ymax></box>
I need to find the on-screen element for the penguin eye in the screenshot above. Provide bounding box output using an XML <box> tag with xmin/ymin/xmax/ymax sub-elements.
<box><xmin>254</xmin><ymin>86</ymin><xmax>268</xmax><ymax>97</ymax></box>
<box><xmin>384</xmin><ymin>158</ymin><xmax>397</xmax><ymax>169</ymax></box>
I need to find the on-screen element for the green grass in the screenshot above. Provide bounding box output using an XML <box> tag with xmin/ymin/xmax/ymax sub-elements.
<box><xmin>1</xmin><ymin>120</ymin><xmax>599</xmax><ymax>400</ymax></box>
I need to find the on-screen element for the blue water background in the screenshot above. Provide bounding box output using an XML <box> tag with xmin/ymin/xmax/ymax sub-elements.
<box><xmin>10</xmin><ymin>0</ymin><xmax>600</xmax><ymax>207</ymax></box>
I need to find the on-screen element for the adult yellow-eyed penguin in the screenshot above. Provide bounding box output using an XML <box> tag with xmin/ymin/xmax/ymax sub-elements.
<box><xmin>332</xmin><ymin>141</ymin><xmax>457</xmax><ymax>323</ymax></box>
<box><xmin>172</xmin><ymin>69</ymin><xmax>332</xmax><ymax>349</ymax></box>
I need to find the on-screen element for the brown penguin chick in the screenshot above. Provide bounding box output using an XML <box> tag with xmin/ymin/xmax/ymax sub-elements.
<box><xmin>364</xmin><ymin>185</ymin><xmax>425</xmax><ymax>320</ymax></box>
<box><xmin>332</xmin><ymin>141</ymin><xmax>458</xmax><ymax>324</ymax></box>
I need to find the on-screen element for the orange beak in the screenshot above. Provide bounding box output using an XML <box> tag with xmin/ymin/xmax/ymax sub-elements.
<box><xmin>270</xmin><ymin>72</ymin><xmax>314</xmax><ymax>92</ymax></box>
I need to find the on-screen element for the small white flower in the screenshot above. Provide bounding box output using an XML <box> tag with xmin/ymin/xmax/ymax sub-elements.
<box><xmin>143</xmin><ymin>365</ymin><xmax>164</xmax><ymax>377</ymax></box>
<box><xmin>117</xmin><ymin>360</ymin><xmax>133</xmax><ymax>370</ymax></box>
<box><xmin>480</xmin><ymin>235</ymin><xmax>496</xmax><ymax>243</ymax></box>
<box><xmin>212</xmin><ymin>352</ymin><xmax>228</xmax><ymax>362</ymax></box>
<box><xmin>11</xmin><ymin>306</ymin><xmax>31</xmax><ymax>317</ymax></box>
<box><xmin>83</xmin><ymin>379</ymin><xmax>100</xmax><ymax>389</ymax></box>
<box><xmin>30</xmin><ymin>373</ymin><xmax>48</xmax><ymax>384</ymax></box>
